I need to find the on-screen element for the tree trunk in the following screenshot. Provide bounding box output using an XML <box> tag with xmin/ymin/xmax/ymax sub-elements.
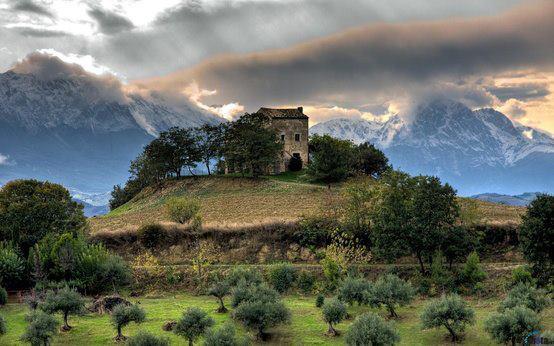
<box><xmin>511</xmin><ymin>338</ymin><xmax>516</xmax><ymax>346</ymax></box>
<box><xmin>63</xmin><ymin>311</ymin><xmax>70</xmax><ymax>330</ymax></box>
<box><xmin>416</xmin><ymin>252</ymin><xmax>426</xmax><ymax>275</ymax></box>
<box><xmin>388</xmin><ymin>305</ymin><xmax>398</xmax><ymax>318</ymax></box>
<box><xmin>444</xmin><ymin>323</ymin><xmax>457</xmax><ymax>342</ymax></box>
<box><xmin>189</xmin><ymin>339</ymin><xmax>193</xmax><ymax>346</ymax></box>
<box><xmin>327</xmin><ymin>323</ymin><xmax>337</xmax><ymax>336</ymax></box>
<box><xmin>188</xmin><ymin>166</ymin><xmax>196</xmax><ymax>176</ymax></box>
<box><xmin>117</xmin><ymin>326</ymin><xmax>123</xmax><ymax>340</ymax></box>
<box><xmin>206</xmin><ymin>161</ymin><xmax>211</xmax><ymax>175</ymax></box>
<box><xmin>217</xmin><ymin>298</ymin><xmax>227</xmax><ymax>313</ymax></box>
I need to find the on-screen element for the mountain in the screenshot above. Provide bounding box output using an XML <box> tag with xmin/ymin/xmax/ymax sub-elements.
<box><xmin>0</xmin><ymin>70</ymin><xmax>222</xmax><ymax>201</ymax></box>
<box><xmin>471</xmin><ymin>192</ymin><xmax>539</xmax><ymax>207</ymax></box>
<box><xmin>74</xmin><ymin>198</ymin><xmax>109</xmax><ymax>217</ymax></box>
<box><xmin>311</xmin><ymin>99</ymin><xmax>554</xmax><ymax>195</ymax></box>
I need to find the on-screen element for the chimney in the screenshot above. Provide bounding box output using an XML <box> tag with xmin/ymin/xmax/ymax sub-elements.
<box><xmin>297</xmin><ymin>106</ymin><xmax>303</xmax><ymax>113</ymax></box>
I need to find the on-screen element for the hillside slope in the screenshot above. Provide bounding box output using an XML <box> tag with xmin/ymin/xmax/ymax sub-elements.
<box><xmin>89</xmin><ymin>176</ymin><xmax>525</xmax><ymax>234</ymax></box>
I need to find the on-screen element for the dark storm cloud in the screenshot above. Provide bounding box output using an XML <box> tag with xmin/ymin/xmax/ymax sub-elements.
<box><xmin>88</xmin><ymin>7</ymin><xmax>135</xmax><ymax>35</ymax></box>
<box><xmin>140</xmin><ymin>1</ymin><xmax>554</xmax><ymax>110</ymax></box>
<box><xmin>10</xmin><ymin>0</ymin><xmax>53</xmax><ymax>17</ymax></box>
<box><xmin>13</xmin><ymin>27</ymin><xmax>68</xmax><ymax>37</ymax></box>
<box><xmin>487</xmin><ymin>83</ymin><xmax>550</xmax><ymax>102</ymax></box>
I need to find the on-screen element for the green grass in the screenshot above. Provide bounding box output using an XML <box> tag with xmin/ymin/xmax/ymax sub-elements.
<box><xmin>1</xmin><ymin>294</ymin><xmax>552</xmax><ymax>345</ymax></box>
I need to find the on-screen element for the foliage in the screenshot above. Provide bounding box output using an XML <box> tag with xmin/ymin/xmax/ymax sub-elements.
<box><xmin>111</xmin><ymin>304</ymin><xmax>146</xmax><ymax>340</ymax></box>
<box><xmin>345</xmin><ymin>312</ymin><xmax>400</xmax><ymax>346</ymax></box>
<box><xmin>174</xmin><ymin>307</ymin><xmax>214</xmax><ymax>345</ymax></box>
<box><xmin>191</xmin><ymin>240</ymin><xmax>217</xmax><ymax>284</ymax></box>
<box><xmin>307</xmin><ymin>134</ymin><xmax>355</xmax><ymax>184</ymax></box>
<box><xmin>421</xmin><ymin>294</ymin><xmax>475</xmax><ymax>342</ymax></box>
<box><xmin>500</xmin><ymin>283</ymin><xmax>551</xmax><ymax>313</ymax></box>
<box><xmin>166</xmin><ymin>197</ymin><xmax>201</xmax><ymax>225</ymax></box>
<box><xmin>296</xmin><ymin>270</ymin><xmax>315</xmax><ymax>294</ymax></box>
<box><xmin>485</xmin><ymin>306</ymin><xmax>542</xmax><ymax>346</ymax></box>
<box><xmin>429</xmin><ymin>252</ymin><xmax>454</xmax><ymax>294</ymax></box>
<box><xmin>320</xmin><ymin>258</ymin><xmax>342</xmax><ymax>292</ymax></box>
<box><xmin>208</xmin><ymin>281</ymin><xmax>231</xmax><ymax>313</ymax></box>
<box><xmin>461</xmin><ymin>251</ymin><xmax>487</xmax><ymax>292</ymax></box>
<box><xmin>322</xmin><ymin>232</ymin><xmax>370</xmax><ymax>283</ymax></box>
<box><xmin>195</xmin><ymin>123</ymin><xmax>226</xmax><ymax>175</ymax></box>
<box><xmin>126</xmin><ymin>331</ymin><xmax>169</xmax><ymax>346</ymax></box>
<box><xmin>0</xmin><ymin>315</ymin><xmax>5</xmax><ymax>335</ymax></box>
<box><xmin>337</xmin><ymin>276</ymin><xmax>371</xmax><ymax>306</ymax></box>
<box><xmin>20</xmin><ymin>310</ymin><xmax>59</xmax><ymax>346</ymax></box>
<box><xmin>510</xmin><ymin>266</ymin><xmax>536</xmax><ymax>287</ymax></box>
<box><xmin>0</xmin><ymin>242</ymin><xmax>26</xmax><ymax>287</ymax></box>
<box><xmin>294</xmin><ymin>216</ymin><xmax>336</xmax><ymax>248</ymax></box>
<box><xmin>0</xmin><ymin>287</ymin><xmax>7</xmax><ymax>306</ymax></box>
<box><xmin>136</xmin><ymin>224</ymin><xmax>167</xmax><ymax>249</ymax></box>
<box><xmin>267</xmin><ymin>262</ymin><xmax>297</xmax><ymax>293</ymax></box>
<box><xmin>231</xmin><ymin>284</ymin><xmax>280</xmax><ymax>309</ymax></box>
<box><xmin>519</xmin><ymin>194</ymin><xmax>554</xmax><ymax>286</ymax></box>
<box><xmin>226</xmin><ymin>267</ymin><xmax>263</xmax><ymax>288</ymax></box>
<box><xmin>40</xmin><ymin>286</ymin><xmax>85</xmax><ymax>330</ymax></box>
<box><xmin>371</xmin><ymin>274</ymin><xmax>415</xmax><ymax>318</ymax></box>
<box><xmin>315</xmin><ymin>294</ymin><xmax>325</xmax><ymax>308</ymax></box>
<box><xmin>340</xmin><ymin>181</ymin><xmax>373</xmax><ymax>244</ymax></box>
<box><xmin>322</xmin><ymin>298</ymin><xmax>347</xmax><ymax>336</ymax></box>
<box><xmin>204</xmin><ymin>322</ymin><xmax>249</xmax><ymax>346</ymax></box>
<box><xmin>352</xmin><ymin>142</ymin><xmax>389</xmax><ymax>178</ymax></box>
<box><xmin>232</xmin><ymin>299</ymin><xmax>290</xmax><ymax>340</ymax></box>
<box><xmin>288</xmin><ymin>155</ymin><xmax>303</xmax><ymax>172</ymax></box>
<box><xmin>441</xmin><ymin>226</ymin><xmax>474</xmax><ymax>269</ymax></box>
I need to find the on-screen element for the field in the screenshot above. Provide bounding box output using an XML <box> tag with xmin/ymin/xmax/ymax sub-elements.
<box><xmin>2</xmin><ymin>294</ymin><xmax>552</xmax><ymax>345</ymax></box>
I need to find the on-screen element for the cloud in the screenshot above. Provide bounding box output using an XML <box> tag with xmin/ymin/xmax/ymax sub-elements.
<box><xmin>12</xmin><ymin>27</ymin><xmax>68</xmax><ymax>37</ymax></box>
<box><xmin>0</xmin><ymin>153</ymin><xmax>11</xmax><ymax>165</ymax></box>
<box><xmin>487</xmin><ymin>82</ymin><xmax>550</xmax><ymax>102</ymax></box>
<box><xmin>88</xmin><ymin>7</ymin><xmax>135</xmax><ymax>35</ymax></box>
<box><xmin>499</xmin><ymin>98</ymin><xmax>527</xmax><ymax>119</ymax></box>
<box><xmin>11</xmin><ymin>0</ymin><xmax>53</xmax><ymax>17</ymax></box>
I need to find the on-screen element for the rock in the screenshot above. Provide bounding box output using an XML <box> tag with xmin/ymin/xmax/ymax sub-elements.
<box><xmin>162</xmin><ymin>320</ymin><xmax>177</xmax><ymax>331</ymax></box>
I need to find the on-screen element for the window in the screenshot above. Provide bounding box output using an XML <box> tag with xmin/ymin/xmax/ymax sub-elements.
<box><xmin>280</xmin><ymin>134</ymin><xmax>285</xmax><ymax>141</ymax></box>
<box><xmin>293</xmin><ymin>153</ymin><xmax>301</xmax><ymax>159</ymax></box>
<box><xmin>295</xmin><ymin>133</ymin><xmax>300</xmax><ymax>142</ymax></box>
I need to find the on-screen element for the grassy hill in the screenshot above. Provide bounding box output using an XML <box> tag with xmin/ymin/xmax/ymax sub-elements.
<box><xmin>89</xmin><ymin>174</ymin><xmax>525</xmax><ymax>234</ymax></box>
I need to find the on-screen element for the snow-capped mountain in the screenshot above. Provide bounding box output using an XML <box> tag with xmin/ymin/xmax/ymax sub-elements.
<box><xmin>311</xmin><ymin>99</ymin><xmax>554</xmax><ymax>195</ymax></box>
<box><xmin>0</xmin><ymin>70</ymin><xmax>222</xmax><ymax>197</ymax></box>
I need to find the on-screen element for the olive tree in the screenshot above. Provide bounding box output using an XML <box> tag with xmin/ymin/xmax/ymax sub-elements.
<box><xmin>174</xmin><ymin>307</ymin><xmax>214</xmax><ymax>346</ymax></box>
<box><xmin>346</xmin><ymin>312</ymin><xmax>400</xmax><ymax>346</ymax></box>
<box><xmin>40</xmin><ymin>287</ymin><xmax>85</xmax><ymax>331</ymax></box>
<box><xmin>371</xmin><ymin>274</ymin><xmax>415</xmax><ymax>318</ymax></box>
<box><xmin>126</xmin><ymin>331</ymin><xmax>169</xmax><ymax>346</ymax></box>
<box><xmin>111</xmin><ymin>304</ymin><xmax>146</xmax><ymax>341</ymax></box>
<box><xmin>337</xmin><ymin>276</ymin><xmax>371</xmax><ymax>306</ymax></box>
<box><xmin>20</xmin><ymin>310</ymin><xmax>59</xmax><ymax>346</ymax></box>
<box><xmin>500</xmin><ymin>283</ymin><xmax>551</xmax><ymax>313</ymax></box>
<box><xmin>267</xmin><ymin>262</ymin><xmax>297</xmax><ymax>293</ymax></box>
<box><xmin>204</xmin><ymin>322</ymin><xmax>249</xmax><ymax>346</ymax></box>
<box><xmin>208</xmin><ymin>281</ymin><xmax>231</xmax><ymax>313</ymax></box>
<box><xmin>421</xmin><ymin>294</ymin><xmax>475</xmax><ymax>342</ymax></box>
<box><xmin>322</xmin><ymin>298</ymin><xmax>347</xmax><ymax>336</ymax></box>
<box><xmin>485</xmin><ymin>306</ymin><xmax>542</xmax><ymax>346</ymax></box>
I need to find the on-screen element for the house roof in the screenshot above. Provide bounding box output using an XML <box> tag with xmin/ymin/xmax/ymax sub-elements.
<box><xmin>256</xmin><ymin>107</ymin><xmax>308</xmax><ymax>119</ymax></box>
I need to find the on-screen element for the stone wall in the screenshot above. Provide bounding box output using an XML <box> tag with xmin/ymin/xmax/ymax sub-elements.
<box><xmin>271</xmin><ymin>117</ymin><xmax>309</xmax><ymax>173</ymax></box>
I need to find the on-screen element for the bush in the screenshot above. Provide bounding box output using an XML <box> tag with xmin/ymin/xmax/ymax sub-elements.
<box><xmin>315</xmin><ymin>294</ymin><xmax>325</xmax><ymax>308</ymax></box>
<box><xmin>0</xmin><ymin>287</ymin><xmax>7</xmax><ymax>306</ymax></box>
<box><xmin>174</xmin><ymin>307</ymin><xmax>214</xmax><ymax>346</ymax></box>
<box><xmin>297</xmin><ymin>270</ymin><xmax>316</xmax><ymax>294</ymax></box>
<box><xmin>500</xmin><ymin>283</ymin><xmax>551</xmax><ymax>313</ymax></box>
<box><xmin>126</xmin><ymin>331</ymin><xmax>169</xmax><ymax>346</ymax></box>
<box><xmin>204</xmin><ymin>322</ymin><xmax>249</xmax><ymax>346</ymax></box>
<box><xmin>268</xmin><ymin>263</ymin><xmax>296</xmax><ymax>293</ymax></box>
<box><xmin>337</xmin><ymin>276</ymin><xmax>371</xmax><ymax>306</ymax></box>
<box><xmin>294</xmin><ymin>216</ymin><xmax>336</xmax><ymax>248</ymax></box>
<box><xmin>0</xmin><ymin>315</ymin><xmax>6</xmax><ymax>335</ymax></box>
<box><xmin>166</xmin><ymin>197</ymin><xmax>201</xmax><ymax>225</ymax></box>
<box><xmin>40</xmin><ymin>286</ymin><xmax>85</xmax><ymax>331</ymax></box>
<box><xmin>321</xmin><ymin>257</ymin><xmax>342</xmax><ymax>291</ymax></box>
<box><xmin>232</xmin><ymin>299</ymin><xmax>290</xmax><ymax>340</ymax></box>
<box><xmin>430</xmin><ymin>252</ymin><xmax>454</xmax><ymax>294</ymax></box>
<box><xmin>20</xmin><ymin>310</ymin><xmax>59</xmax><ymax>346</ymax></box>
<box><xmin>226</xmin><ymin>267</ymin><xmax>263</xmax><ymax>288</ymax></box>
<box><xmin>345</xmin><ymin>312</ymin><xmax>400</xmax><ymax>346</ymax></box>
<box><xmin>421</xmin><ymin>294</ymin><xmax>475</xmax><ymax>342</ymax></box>
<box><xmin>371</xmin><ymin>274</ymin><xmax>415</xmax><ymax>318</ymax></box>
<box><xmin>208</xmin><ymin>281</ymin><xmax>231</xmax><ymax>313</ymax></box>
<box><xmin>322</xmin><ymin>298</ymin><xmax>347</xmax><ymax>336</ymax></box>
<box><xmin>231</xmin><ymin>284</ymin><xmax>280</xmax><ymax>308</ymax></box>
<box><xmin>485</xmin><ymin>306</ymin><xmax>542</xmax><ymax>346</ymax></box>
<box><xmin>461</xmin><ymin>251</ymin><xmax>486</xmax><ymax>291</ymax></box>
<box><xmin>510</xmin><ymin>266</ymin><xmax>536</xmax><ymax>287</ymax></box>
<box><xmin>0</xmin><ymin>242</ymin><xmax>26</xmax><ymax>287</ymax></box>
<box><xmin>111</xmin><ymin>304</ymin><xmax>146</xmax><ymax>341</ymax></box>
<box><xmin>137</xmin><ymin>224</ymin><xmax>167</xmax><ymax>249</ymax></box>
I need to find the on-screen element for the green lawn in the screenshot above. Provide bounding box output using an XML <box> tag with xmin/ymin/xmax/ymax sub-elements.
<box><xmin>1</xmin><ymin>294</ymin><xmax>552</xmax><ymax>345</ymax></box>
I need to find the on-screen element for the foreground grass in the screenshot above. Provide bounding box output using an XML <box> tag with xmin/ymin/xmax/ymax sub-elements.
<box><xmin>2</xmin><ymin>294</ymin><xmax>552</xmax><ymax>345</ymax></box>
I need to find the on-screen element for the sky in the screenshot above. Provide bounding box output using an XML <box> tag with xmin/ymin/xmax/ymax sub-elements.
<box><xmin>0</xmin><ymin>0</ymin><xmax>553</xmax><ymax>132</ymax></box>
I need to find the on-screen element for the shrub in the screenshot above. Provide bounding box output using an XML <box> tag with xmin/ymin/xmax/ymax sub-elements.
<box><xmin>461</xmin><ymin>251</ymin><xmax>486</xmax><ymax>291</ymax></box>
<box><xmin>500</xmin><ymin>283</ymin><xmax>551</xmax><ymax>313</ymax></box>
<box><xmin>485</xmin><ymin>306</ymin><xmax>542</xmax><ymax>346</ymax></box>
<box><xmin>371</xmin><ymin>274</ymin><xmax>415</xmax><ymax>318</ymax></box>
<box><xmin>111</xmin><ymin>304</ymin><xmax>146</xmax><ymax>341</ymax></box>
<box><xmin>0</xmin><ymin>242</ymin><xmax>26</xmax><ymax>287</ymax></box>
<box><xmin>166</xmin><ymin>197</ymin><xmax>201</xmax><ymax>225</ymax></box>
<box><xmin>226</xmin><ymin>267</ymin><xmax>263</xmax><ymax>288</ymax></box>
<box><xmin>268</xmin><ymin>263</ymin><xmax>296</xmax><ymax>293</ymax></box>
<box><xmin>321</xmin><ymin>257</ymin><xmax>342</xmax><ymax>291</ymax></box>
<box><xmin>510</xmin><ymin>266</ymin><xmax>536</xmax><ymax>287</ymax></box>
<box><xmin>315</xmin><ymin>294</ymin><xmax>325</xmax><ymax>308</ymax></box>
<box><xmin>174</xmin><ymin>307</ymin><xmax>214</xmax><ymax>346</ymax></box>
<box><xmin>231</xmin><ymin>284</ymin><xmax>280</xmax><ymax>308</ymax></box>
<box><xmin>0</xmin><ymin>287</ymin><xmax>7</xmax><ymax>306</ymax></box>
<box><xmin>204</xmin><ymin>322</ymin><xmax>249</xmax><ymax>346</ymax></box>
<box><xmin>430</xmin><ymin>252</ymin><xmax>454</xmax><ymax>293</ymax></box>
<box><xmin>297</xmin><ymin>270</ymin><xmax>316</xmax><ymax>294</ymax></box>
<box><xmin>337</xmin><ymin>276</ymin><xmax>371</xmax><ymax>306</ymax></box>
<box><xmin>345</xmin><ymin>312</ymin><xmax>400</xmax><ymax>346</ymax></box>
<box><xmin>294</xmin><ymin>216</ymin><xmax>336</xmax><ymax>248</ymax></box>
<box><xmin>0</xmin><ymin>315</ymin><xmax>6</xmax><ymax>335</ymax></box>
<box><xmin>126</xmin><ymin>331</ymin><xmax>169</xmax><ymax>346</ymax></box>
<box><xmin>40</xmin><ymin>286</ymin><xmax>85</xmax><ymax>331</ymax></box>
<box><xmin>322</xmin><ymin>298</ymin><xmax>347</xmax><ymax>336</ymax></box>
<box><xmin>232</xmin><ymin>299</ymin><xmax>290</xmax><ymax>340</ymax></box>
<box><xmin>208</xmin><ymin>281</ymin><xmax>231</xmax><ymax>313</ymax></box>
<box><xmin>137</xmin><ymin>224</ymin><xmax>167</xmax><ymax>249</ymax></box>
<box><xmin>288</xmin><ymin>155</ymin><xmax>303</xmax><ymax>171</ymax></box>
<box><xmin>20</xmin><ymin>310</ymin><xmax>59</xmax><ymax>346</ymax></box>
<box><xmin>421</xmin><ymin>294</ymin><xmax>475</xmax><ymax>342</ymax></box>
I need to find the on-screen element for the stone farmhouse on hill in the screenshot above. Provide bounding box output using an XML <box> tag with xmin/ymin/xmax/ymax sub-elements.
<box><xmin>258</xmin><ymin>106</ymin><xmax>309</xmax><ymax>174</ymax></box>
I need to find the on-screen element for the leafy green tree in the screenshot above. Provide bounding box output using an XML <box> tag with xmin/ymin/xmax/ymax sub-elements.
<box><xmin>231</xmin><ymin>284</ymin><xmax>280</xmax><ymax>308</ymax></box>
<box><xmin>20</xmin><ymin>310</ymin><xmax>59</xmax><ymax>346</ymax></box>
<box><xmin>322</xmin><ymin>298</ymin><xmax>347</xmax><ymax>336</ymax></box>
<box><xmin>430</xmin><ymin>252</ymin><xmax>453</xmax><ymax>293</ymax></box>
<box><xmin>0</xmin><ymin>242</ymin><xmax>26</xmax><ymax>287</ymax></box>
<box><xmin>196</xmin><ymin>124</ymin><xmax>226</xmax><ymax>175</ymax></box>
<box><xmin>500</xmin><ymin>283</ymin><xmax>551</xmax><ymax>313</ymax></box>
<box><xmin>485</xmin><ymin>306</ymin><xmax>542</xmax><ymax>346</ymax></box>
<box><xmin>174</xmin><ymin>307</ymin><xmax>214</xmax><ymax>346</ymax></box>
<box><xmin>461</xmin><ymin>251</ymin><xmax>487</xmax><ymax>291</ymax></box>
<box><xmin>519</xmin><ymin>194</ymin><xmax>554</xmax><ymax>285</ymax></box>
<box><xmin>0</xmin><ymin>179</ymin><xmax>86</xmax><ymax>254</ymax></box>
<box><xmin>111</xmin><ymin>304</ymin><xmax>146</xmax><ymax>341</ymax></box>
<box><xmin>352</xmin><ymin>142</ymin><xmax>389</xmax><ymax>178</ymax></box>
<box><xmin>267</xmin><ymin>263</ymin><xmax>297</xmax><ymax>293</ymax></box>
<box><xmin>126</xmin><ymin>331</ymin><xmax>169</xmax><ymax>346</ymax></box>
<box><xmin>345</xmin><ymin>312</ymin><xmax>400</xmax><ymax>346</ymax></box>
<box><xmin>208</xmin><ymin>281</ymin><xmax>231</xmax><ymax>313</ymax></box>
<box><xmin>337</xmin><ymin>276</ymin><xmax>371</xmax><ymax>306</ymax></box>
<box><xmin>226</xmin><ymin>267</ymin><xmax>263</xmax><ymax>288</ymax></box>
<box><xmin>40</xmin><ymin>287</ymin><xmax>85</xmax><ymax>331</ymax></box>
<box><xmin>232</xmin><ymin>300</ymin><xmax>290</xmax><ymax>340</ymax></box>
<box><xmin>307</xmin><ymin>134</ymin><xmax>355</xmax><ymax>185</ymax></box>
<box><xmin>296</xmin><ymin>270</ymin><xmax>315</xmax><ymax>294</ymax></box>
<box><xmin>166</xmin><ymin>198</ymin><xmax>201</xmax><ymax>225</ymax></box>
<box><xmin>0</xmin><ymin>315</ymin><xmax>6</xmax><ymax>335</ymax></box>
<box><xmin>510</xmin><ymin>266</ymin><xmax>536</xmax><ymax>287</ymax></box>
<box><xmin>204</xmin><ymin>322</ymin><xmax>249</xmax><ymax>346</ymax></box>
<box><xmin>315</xmin><ymin>294</ymin><xmax>325</xmax><ymax>308</ymax></box>
<box><xmin>421</xmin><ymin>294</ymin><xmax>475</xmax><ymax>342</ymax></box>
<box><xmin>371</xmin><ymin>274</ymin><xmax>415</xmax><ymax>318</ymax></box>
<box><xmin>0</xmin><ymin>287</ymin><xmax>7</xmax><ymax>306</ymax></box>
<box><xmin>441</xmin><ymin>226</ymin><xmax>473</xmax><ymax>269</ymax></box>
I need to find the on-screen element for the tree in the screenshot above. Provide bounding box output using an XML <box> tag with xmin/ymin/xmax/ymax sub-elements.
<box><xmin>174</xmin><ymin>307</ymin><xmax>214</xmax><ymax>346</ymax></box>
<box><xmin>232</xmin><ymin>300</ymin><xmax>290</xmax><ymax>340</ymax></box>
<box><xmin>166</xmin><ymin>197</ymin><xmax>201</xmax><ymax>225</ymax></box>
<box><xmin>485</xmin><ymin>306</ymin><xmax>542</xmax><ymax>346</ymax></box>
<box><xmin>345</xmin><ymin>312</ymin><xmax>400</xmax><ymax>346</ymax></box>
<box><xmin>315</xmin><ymin>294</ymin><xmax>325</xmax><ymax>308</ymax></box>
<box><xmin>20</xmin><ymin>310</ymin><xmax>59</xmax><ymax>346</ymax></box>
<box><xmin>322</xmin><ymin>298</ymin><xmax>347</xmax><ymax>336</ymax></box>
<box><xmin>126</xmin><ymin>331</ymin><xmax>169</xmax><ymax>346</ymax></box>
<box><xmin>0</xmin><ymin>287</ymin><xmax>7</xmax><ymax>306</ymax></box>
<box><xmin>421</xmin><ymin>294</ymin><xmax>475</xmax><ymax>342</ymax></box>
<box><xmin>519</xmin><ymin>194</ymin><xmax>554</xmax><ymax>286</ymax></box>
<box><xmin>204</xmin><ymin>322</ymin><xmax>249</xmax><ymax>346</ymax></box>
<box><xmin>461</xmin><ymin>251</ymin><xmax>487</xmax><ymax>292</ymax></box>
<box><xmin>111</xmin><ymin>304</ymin><xmax>146</xmax><ymax>341</ymax></box>
<box><xmin>231</xmin><ymin>284</ymin><xmax>280</xmax><ymax>309</ymax></box>
<box><xmin>337</xmin><ymin>276</ymin><xmax>371</xmax><ymax>306</ymax></box>
<box><xmin>267</xmin><ymin>262</ymin><xmax>297</xmax><ymax>293</ymax></box>
<box><xmin>0</xmin><ymin>179</ymin><xmax>86</xmax><ymax>254</ymax></box>
<box><xmin>196</xmin><ymin>124</ymin><xmax>226</xmax><ymax>175</ymax></box>
<box><xmin>0</xmin><ymin>242</ymin><xmax>25</xmax><ymax>287</ymax></box>
<box><xmin>500</xmin><ymin>283</ymin><xmax>551</xmax><ymax>313</ymax></box>
<box><xmin>307</xmin><ymin>134</ymin><xmax>355</xmax><ymax>186</ymax></box>
<box><xmin>352</xmin><ymin>142</ymin><xmax>389</xmax><ymax>178</ymax></box>
<box><xmin>226</xmin><ymin>267</ymin><xmax>263</xmax><ymax>288</ymax></box>
<box><xmin>441</xmin><ymin>226</ymin><xmax>473</xmax><ymax>269</ymax></box>
<box><xmin>371</xmin><ymin>274</ymin><xmax>415</xmax><ymax>318</ymax></box>
<box><xmin>40</xmin><ymin>287</ymin><xmax>85</xmax><ymax>331</ymax></box>
<box><xmin>208</xmin><ymin>281</ymin><xmax>231</xmax><ymax>313</ymax></box>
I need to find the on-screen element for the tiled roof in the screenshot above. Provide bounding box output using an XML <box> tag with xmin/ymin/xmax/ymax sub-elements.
<box><xmin>256</xmin><ymin>107</ymin><xmax>308</xmax><ymax>119</ymax></box>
